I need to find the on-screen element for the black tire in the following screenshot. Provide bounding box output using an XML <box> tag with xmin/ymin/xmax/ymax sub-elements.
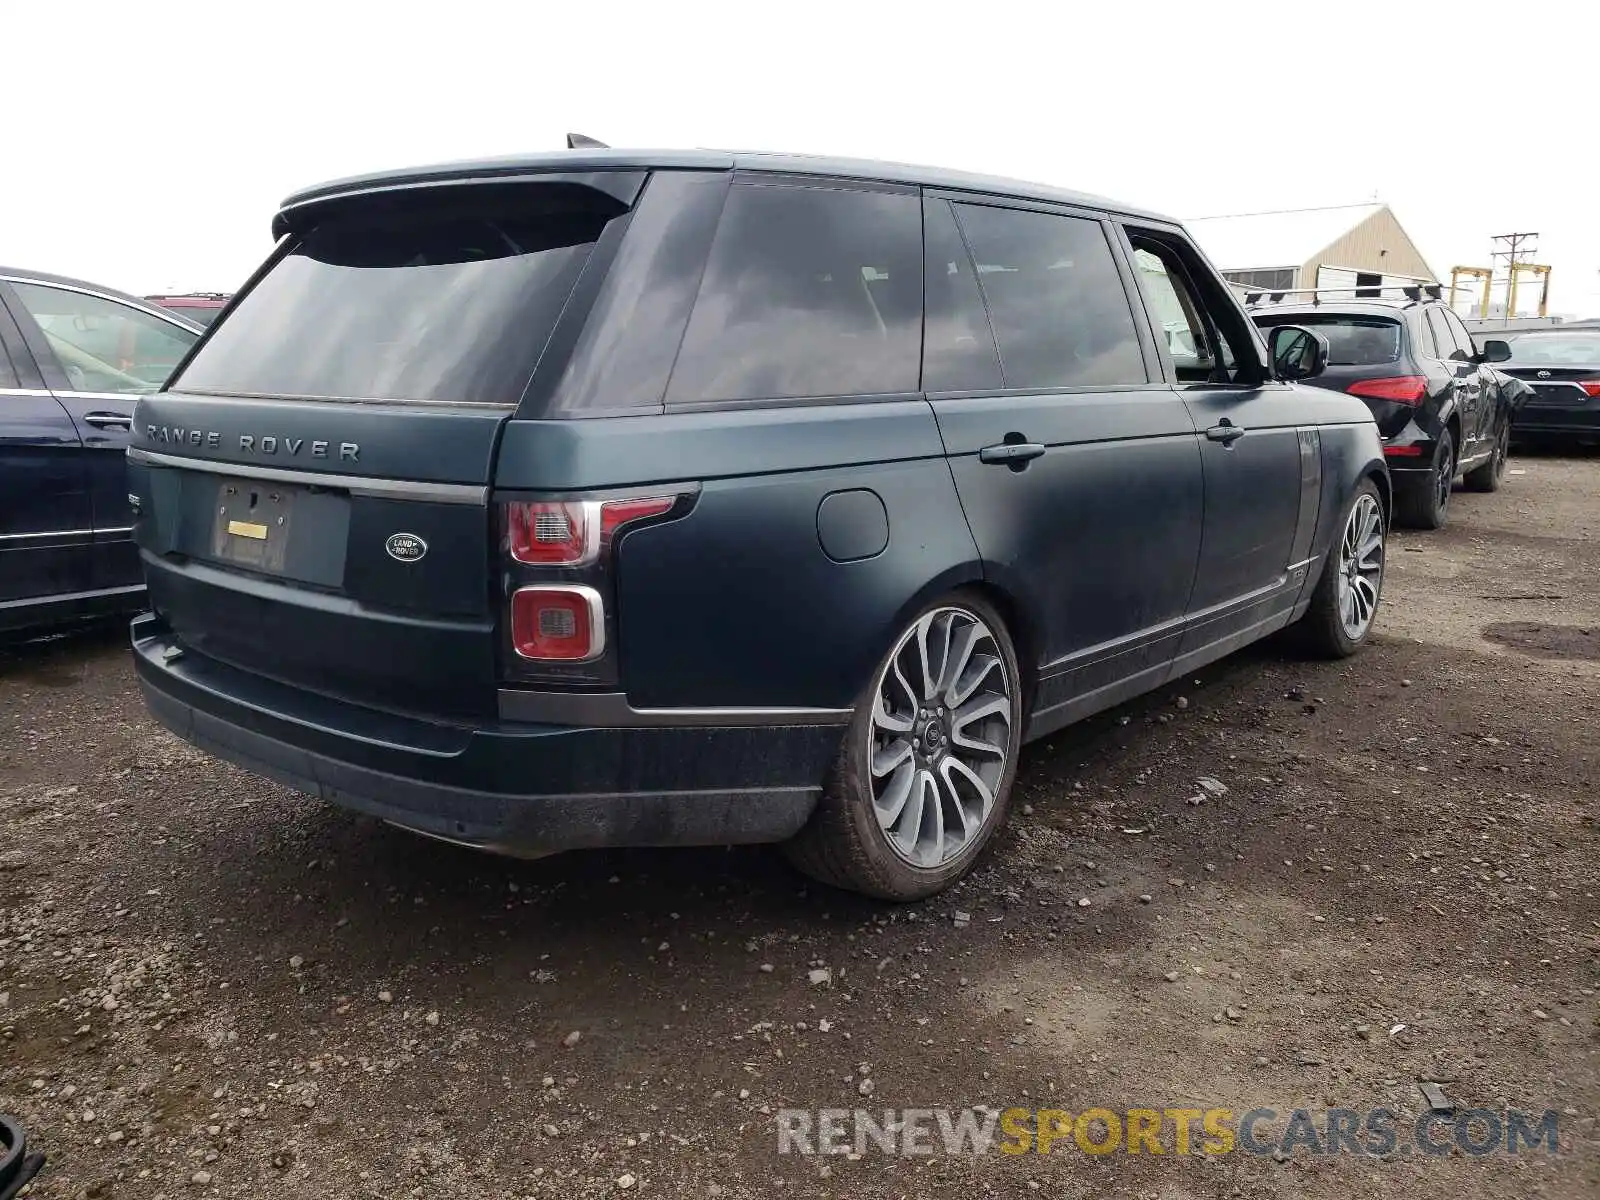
<box><xmin>1296</xmin><ymin>478</ymin><xmax>1386</xmax><ymax>659</ymax></box>
<box><xmin>1394</xmin><ymin>427</ymin><xmax>1454</xmax><ymax>530</ymax></box>
<box><xmin>783</xmin><ymin>591</ymin><xmax>1024</xmax><ymax>901</ymax></box>
<box><xmin>1464</xmin><ymin>417</ymin><xmax>1510</xmax><ymax>492</ymax></box>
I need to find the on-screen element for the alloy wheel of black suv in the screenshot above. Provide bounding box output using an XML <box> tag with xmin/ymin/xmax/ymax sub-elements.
<box><xmin>1464</xmin><ymin>418</ymin><xmax>1509</xmax><ymax>493</ymax></box>
<box><xmin>1396</xmin><ymin>427</ymin><xmax>1454</xmax><ymax>530</ymax></box>
<box><xmin>122</xmin><ymin>144</ymin><xmax>1392</xmax><ymax>900</ymax></box>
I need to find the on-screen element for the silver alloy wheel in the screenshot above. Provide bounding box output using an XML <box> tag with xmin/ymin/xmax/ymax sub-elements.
<box><xmin>868</xmin><ymin>607</ymin><xmax>1013</xmax><ymax>869</ymax></box>
<box><xmin>1494</xmin><ymin>422</ymin><xmax>1510</xmax><ymax>476</ymax></box>
<box><xmin>1337</xmin><ymin>493</ymin><xmax>1385</xmax><ymax>640</ymax></box>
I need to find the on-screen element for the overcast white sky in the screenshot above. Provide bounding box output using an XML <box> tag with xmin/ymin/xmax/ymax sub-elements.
<box><xmin>5</xmin><ymin>1</ymin><xmax>1597</xmax><ymax>316</ymax></box>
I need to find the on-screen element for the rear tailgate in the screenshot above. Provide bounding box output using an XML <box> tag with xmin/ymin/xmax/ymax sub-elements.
<box><xmin>129</xmin><ymin>397</ymin><xmax>503</xmax><ymax>719</ymax></box>
<box><xmin>129</xmin><ymin>174</ymin><xmax>636</xmax><ymax>721</ymax></box>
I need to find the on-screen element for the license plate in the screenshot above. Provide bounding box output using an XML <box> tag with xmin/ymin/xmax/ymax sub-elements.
<box><xmin>210</xmin><ymin>480</ymin><xmax>296</xmax><ymax>573</ymax></box>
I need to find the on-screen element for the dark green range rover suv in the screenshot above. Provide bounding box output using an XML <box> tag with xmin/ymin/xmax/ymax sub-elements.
<box><xmin>127</xmin><ymin>146</ymin><xmax>1387</xmax><ymax>899</ymax></box>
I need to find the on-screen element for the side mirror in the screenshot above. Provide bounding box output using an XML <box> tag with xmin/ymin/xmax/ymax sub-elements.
<box><xmin>1479</xmin><ymin>338</ymin><xmax>1512</xmax><ymax>364</ymax></box>
<box><xmin>1269</xmin><ymin>325</ymin><xmax>1329</xmax><ymax>381</ymax></box>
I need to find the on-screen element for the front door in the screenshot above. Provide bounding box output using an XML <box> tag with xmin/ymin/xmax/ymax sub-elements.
<box><xmin>3</xmin><ymin>278</ymin><xmax>200</xmax><ymax>593</ymax></box>
<box><xmin>922</xmin><ymin>197</ymin><xmax>1204</xmax><ymax>738</ymax></box>
<box><xmin>1119</xmin><ymin>228</ymin><xmax>1310</xmax><ymax>661</ymax></box>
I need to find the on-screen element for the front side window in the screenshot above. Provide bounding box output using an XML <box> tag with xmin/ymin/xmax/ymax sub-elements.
<box><xmin>1135</xmin><ymin>247</ymin><xmax>1208</xmax><ymax>374</ymax></box>
<box><xmin>1127</xmin><ymin>233</ymin><xmax>1260</xmax><ymax>384</ymax></box>
<box><xmin>1442</xmin><ymin>309</ymin><xmax>1478</xmax><ymax>357</ymax></box>
<box><xmin>954</xmin><ymin>204</ymin><xmax>1146</xmax><ymax>390</ymax></box>
<box><xmin>12</xmin><ymin>282</ymin><xmax>197</xmax><ymax>394</ymax></box>
<box><xmin>667</xmin><ymin>182</ymin><xmax>922</xmax><ymax>404</ymax></box>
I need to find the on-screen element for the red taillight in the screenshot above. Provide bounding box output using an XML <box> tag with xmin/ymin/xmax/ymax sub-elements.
<box><xmin>1348</xmin><ymin>376</ymin><xmax>1427</xmax><ymax>405</ymax></box>
<box><xmin>599</xmin><ymin>496</ymin><xmax>675</xmax><ymax>537</ymax></box>
<box><xmin>510</xmin><ymin>585</ymin><xmax>604</xmax><ymax>661</ymax></box>
<box><xmin>1580</xmin><ymin>380</ymin><xmax>1600</xmax><ymax>397</ymax></box>
<box><xmin>507</xmin><ymin>497</ymin><xmax>678</xmax><ymax>565</ymax></box>
<box><xmin>508</xmin><ymin>501</ymin><xmax>591</xmax><ymax>565</ymax></box>
<box><xmin>1383</xmin><ymin>444</ymin><xmax>1426</xmax><ymax>457</ymax></box>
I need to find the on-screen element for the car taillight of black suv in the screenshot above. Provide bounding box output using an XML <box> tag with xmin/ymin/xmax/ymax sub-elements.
<box><xmin>127</xmin><ymin>145</ymin><xmax>1388</xmax><ymax>899</ymax></box>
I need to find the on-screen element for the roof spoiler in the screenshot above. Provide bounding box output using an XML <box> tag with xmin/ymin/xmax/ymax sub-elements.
<box><xmin>1245</xmin><ymin>283</ymin><xmax>1443</xmax><ymax>307</ymax></box>
<box><xmin>565</xmin><ymin>132</ymin><xmax>609</xmax><ymax>149</ymax></box>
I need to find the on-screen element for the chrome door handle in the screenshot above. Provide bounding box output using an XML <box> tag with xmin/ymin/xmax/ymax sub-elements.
<box><xmin>1206</xmin><ymin>420</ymin><xmax>1246</xmax><ymax>445</ymax></box>
<box><xmin>978</xmin><ymin>441</ymin><xmax>1046</xmax><ymax>467</ymax></box>
<box><xmin>83</xmin><ymin>411</ymin><xmax>132</xmax><ymax>429</ymax></box>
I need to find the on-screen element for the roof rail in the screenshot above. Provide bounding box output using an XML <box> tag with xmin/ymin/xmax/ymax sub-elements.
<box><xmin>1244</xmin><ymin>283</ymin><xmax>1443</xmax><ymax>307</ymax></box>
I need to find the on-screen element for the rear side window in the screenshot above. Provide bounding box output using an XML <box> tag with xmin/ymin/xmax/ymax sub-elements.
<box><xmin>1425</xmin><ymin>309</ymin><xmax>1458</xmax><ymax>360</ymax></box>
<box><xmin>665</xmin><ymin>182</ymin><xmax>922</xmax><ymax>405</ymax></box>
<box><xmin>1253</xmin><ymin>315</ymin><xmax>1401</xmax><ymax>365</ymax></box>
<box><xmin>172</xmin><ymin>185</ymin><xmax>624</xmax><ymax>405</ymax></box>
<box><xmin>11</xmin><ymin>282</ymin><xmax>198</xmax><ymax>394</ymax></box>
<box><xmin>954</xmin><ymin>203</ymin><xmax>1146</xmax><ymax>389</ymax></box>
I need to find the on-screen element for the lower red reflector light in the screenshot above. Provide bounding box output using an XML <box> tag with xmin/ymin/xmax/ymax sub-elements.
<box><xmin>1383</xmin><ymin>444</ymin><xmax>1427</xmax><ymax>457</ymax></box>
<box><xmin>510</xmin><ymin>586</ymin><xmax>604</xmax><ymax>661</ymax></box>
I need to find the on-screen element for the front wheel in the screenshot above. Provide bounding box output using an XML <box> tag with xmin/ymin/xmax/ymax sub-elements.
<box><xmin>1464</xmin><ymin>418</ymin><xmax>1510</xmax><ymax>492</ymax></box>
<box><xmin>784</xmin><ymin>593</ymin><xmax>1023</xmax><ymax>900</ymax></box>
<box><xmin>1296</xmin><ymin>479</ymin><xmax>1386</xmax><ymax>658</ymax></box>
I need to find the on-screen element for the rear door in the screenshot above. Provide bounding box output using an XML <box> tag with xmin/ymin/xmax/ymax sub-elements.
<box><xmin>1118</xmin><ymin>226</ymin><xmax>1310</xmax><ymax>660</ymax></box>
<box><xmin>923</xmin><ymin>196</ymin><xmax>1204</xmax><ymax>734</ymax></box>
<box><xmin>0</xmin><ymin>294</ymin><xmax>93</xmax><ymax>616</ymax></box>
<box><xmin>4</xmin><ymin>278</ymin><xmax>200</xmax><ymax>593</ymax></box>
<box><xmin>129</xmin><ymin>174</ymin><xmax>638</xmax><ymax>720</ymax></box>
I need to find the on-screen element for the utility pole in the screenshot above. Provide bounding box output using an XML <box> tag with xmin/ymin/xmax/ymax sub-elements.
<box><xmin>1490</xmin><ymin>232</ymin><xmax>1539</xmax><ymax>318</ymax></box>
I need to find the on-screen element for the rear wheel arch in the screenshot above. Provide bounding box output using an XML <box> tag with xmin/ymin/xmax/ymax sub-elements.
<box><xmin>1365</xmin><ymin>465</ymin><xmax>1392</xmax><ymax>526</ymax></box>
<box><xmin>869</xmin><ymin>572</ymin><xmax>1038</xmax><ymax>725</ymax></box>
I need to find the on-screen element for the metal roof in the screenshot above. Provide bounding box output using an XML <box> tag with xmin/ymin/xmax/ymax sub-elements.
<box><xmin>1186</xmin><ymin>203</ymin><xmax>1385</xmax><ymax>271</ymax></box>
<box><xmin>275</xmin><ymin>148</ymin><xmax>1171</xmax><ymax>227</ymax></box>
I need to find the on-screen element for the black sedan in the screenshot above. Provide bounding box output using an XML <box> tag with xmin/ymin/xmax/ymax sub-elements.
<box><xmin>1498</xmin><ymin>328</ymin><xmax>1600</xmax><ymax>443</ymax></box>
<box><xmin>1</xmin><ymin>267</ymin><xmax>202</xmax><ymax>633</ymax></box>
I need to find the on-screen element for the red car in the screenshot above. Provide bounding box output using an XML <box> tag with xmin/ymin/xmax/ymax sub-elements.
<box><xmin>145</xmin><ymin>292</ymin><xmax>230</xmax><ymax>327</ymax></box>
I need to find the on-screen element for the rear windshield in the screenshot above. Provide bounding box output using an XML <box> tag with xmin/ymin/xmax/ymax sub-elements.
<box><xmin>171</xmin><ymin>186</ymin><xmax>622</xmax><ymax>405</ymax></box>
<box><xmin>1504</xmin><ymin>333</ymin><xmax>1600</xmax><ymax>365</ymax></box>
<box><xmin>1253</xmin><ymin>314</ymin><xmax>1400</xmax><ymax>365</ymax></box>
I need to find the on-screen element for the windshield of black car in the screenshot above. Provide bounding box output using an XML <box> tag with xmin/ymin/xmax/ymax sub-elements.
<box><xmin>1252</xmin><ymin>314</ymin><xmax>1400</xmax><ymax>365</ymax></box>
<box><xmin>1504</xmin><ymin>333</ymin><xmax>1600</xmax><ymax>365</ymax></box>
<box><xmin>169</xmin><ymin>185</ymin><xmax>623</xmax><ymax>405</ymax></box>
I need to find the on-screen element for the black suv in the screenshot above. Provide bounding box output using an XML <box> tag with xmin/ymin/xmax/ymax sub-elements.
<box><xmin>1250</xmin><ymin>291</ymin><xmax>1514</xmax><ymax>529</ymax></box>
<box><xmin>127</xmin><ymin>147</ymin><xmax>1387</xmax><ymax>899</ymax></box>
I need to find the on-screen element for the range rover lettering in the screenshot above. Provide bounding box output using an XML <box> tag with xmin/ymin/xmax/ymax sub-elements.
<box><xmin>127</xmin><ymin>146</ymin><xmax>1389</xmax><ymax>899</ymax></box>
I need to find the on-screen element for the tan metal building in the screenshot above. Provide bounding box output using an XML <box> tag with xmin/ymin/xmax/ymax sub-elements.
<box><xmin>1188</xmin><ymin>203</ymin><xmax>1437</xmax><ymax>295</ymax></box>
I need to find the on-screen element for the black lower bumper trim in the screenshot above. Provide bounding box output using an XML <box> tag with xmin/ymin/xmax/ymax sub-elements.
<box><xmin>133</xmin><ymin>616</ymin><xmax>835</xmax><ymax>854</ymax></box>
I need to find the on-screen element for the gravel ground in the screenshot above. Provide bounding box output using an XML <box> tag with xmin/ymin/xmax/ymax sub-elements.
<box><xmin>3</xmin><ymin>448</ymin><xmax>1597</xmax><ymax>1200</ymax></box>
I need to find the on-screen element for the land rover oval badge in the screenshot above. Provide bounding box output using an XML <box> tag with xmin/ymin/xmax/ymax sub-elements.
<box><xmin>385</xmin><ymin>532</ymin><xmax>428</xmax><ymax>563</ymax></box>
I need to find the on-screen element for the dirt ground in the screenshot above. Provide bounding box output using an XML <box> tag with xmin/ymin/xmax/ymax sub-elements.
<box><xmin>3</xmin><ymin>449</ymin><xmax>1597</xmax><ymax>1200</ymax></box>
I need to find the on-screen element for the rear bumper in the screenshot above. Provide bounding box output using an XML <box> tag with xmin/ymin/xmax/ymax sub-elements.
<box><xmin>131</xmin><ymin>614</ymin><xmax>843</xmax><ymax>855</ymax></box>
<box><xmin>1511</xmin><ymin>403</ymin><xmax>1600</xmax><ymax>437</ymax></box>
